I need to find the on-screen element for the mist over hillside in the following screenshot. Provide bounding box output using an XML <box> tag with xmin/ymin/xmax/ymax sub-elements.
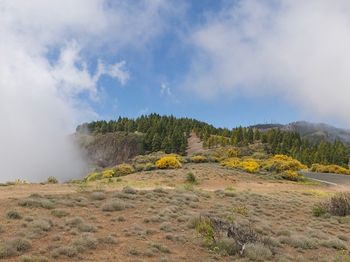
<box><xmin>252</xmin><ymin>121</ymin><xmax>350</xmax><ymax>144</ymax></box>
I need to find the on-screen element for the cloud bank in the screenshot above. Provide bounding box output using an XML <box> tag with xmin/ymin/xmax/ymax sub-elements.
<box><xmin>0</xmin><ymin>0</ymin><xmax>171</xmax><ymax>182</ymax></box>
<box><xmin>186</xmin><ymin>0</ymin><xmax>350</xmax><ymax>124</ymax></box>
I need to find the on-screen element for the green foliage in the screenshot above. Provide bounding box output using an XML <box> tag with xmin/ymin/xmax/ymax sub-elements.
<box><xmin>195</xmin><ymin>218</ymin><xmax>215</xmax><ymax>246</ymax></box>
<box><xmin>313</xmin><ymin>192</ymin><xmax>350</xmax><ymax>217</ymax></box>
<box><xmin>312</xmin><ymin>204</ymin><xmax>327</xmax><ymax>217</ymax></box>
<box><xmin>47</xmin><ymin>176</ymin><xmax>58</xmax><ymax>184</ymax></box>
<box><xmin>77</xmin><ymin>114</ymin><xmax>349</xmax><ymax>167</ymax></box>
<box><xmin>328</xmin><ymin>192</ymin><xmax>350</xmax><ymax>216</ymax></box>
<box><xmin>77</xmin><ymin>114</ymin><xmax>208</xmax><ymax>155</ymax></box>
<box><xmin>185</xmin><ymin>172</ymin><xmax>197</xmax><ymax>184</ymax></box>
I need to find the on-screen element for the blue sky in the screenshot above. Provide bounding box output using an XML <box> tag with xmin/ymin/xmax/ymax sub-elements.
<box><xmin>79</xmin><ymin>0</ymin><xmax>304</xmax><ymax>129</ymax></box>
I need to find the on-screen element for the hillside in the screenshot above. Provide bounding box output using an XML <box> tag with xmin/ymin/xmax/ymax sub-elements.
<box><xmin>77</xmin><ymin>114</ymin><xmax>350</xmax><ymax>168</ymax></box>
<box><xmin>252</xmin><ymin>121</ymin><xmax>350</xmax><ymax>144</ymax></box>
<box><xmin>1</xmin><ymin>161</ymin><xmax>349</xmax><ymax>261</ymax></box>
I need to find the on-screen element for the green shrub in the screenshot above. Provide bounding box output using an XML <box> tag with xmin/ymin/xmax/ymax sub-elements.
<box><xmin>101</xmin><ymin>200</ymin><xmax>130</xmax><ymax>212</ymax></box>
<box><xmin>9</xmin><ymin>238</ymin><xmax>32</xmax><ymax>252</ymax></box>
<box><xmin>85</xmin><ymin>172</ymin><xmax>102</xmax><ymax>182</ymax></box>
<box><xmin>328</xmin><ymin>192</ymin><xmax>350</xmax><ymax>216</ymax></box>
<box><xmin>244</xmin><ymin>243</ymin><xmax>272</xmax><ymax>261</ymax></box>
<box><xmin>312</xmin><ymin>204</ymin><xmax>327</xmax><ymax>217</ymax></box>
<box><xmin>6</xmin><ymin>210</ymin><xmax>22</xmax><ymax>220</ymax></box>
<box><xmin>185</xmin><ymin>172</ymin><xmax>197</xmax><ymax>184</ymax></box>
<box><xmin>195</xmin><ymin>218</ymin><xmax>215</xmax><ymax>246</ymax></box>
<box><xmin>47</xmin><ymin>176</ymin><xmax>58</xmax><ymax>184</ymax></box>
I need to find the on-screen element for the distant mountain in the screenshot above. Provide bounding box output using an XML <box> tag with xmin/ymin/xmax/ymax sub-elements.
<box><xmin>252</xmin><ymin>121</ymin><xmax>350</xmax><ymax>144</ymax></box>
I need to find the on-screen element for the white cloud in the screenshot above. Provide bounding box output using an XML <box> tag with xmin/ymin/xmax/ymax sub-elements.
<box><xmin>186</xmin><ymin>0</ymin><xmax>350</xmax><ymax>125</ymax></box>
<box><xmin>160</xmin><ymin>82</ymin><xmax>172</xmax><ymax>96</ymax></box>
<box><xmin>0</xmin><ymin>0</ymin><xmax>172</xmax><ymax>182</ymax></box>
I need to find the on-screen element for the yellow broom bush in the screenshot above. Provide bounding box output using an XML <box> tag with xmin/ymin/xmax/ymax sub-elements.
<box><xmin>156</xmin><ymin>156</ymin><xmax>182</xmax><ymax>169</ymax></box>
<box><xmin>310</xmin><ymin>164</ymin><xmax>350</xmax><ymax>175</ymax></box>
<box><xmin>263</xmin><ymin>154</ymin><xmax>307</xmax><ymax>172</ymax></box>
<box><xmin>240</xmin><ymin>160</ymin><xmax>260</xmax><ymax>173</ymax></box>
<box><xmin>102</xmin><ymin>169</ymin><xmax>115</xmax><ymax>179</ymax></box>
<box><xmin>190</xmin><ymin>155</ymin><xmax>208</xmax><ymax>163</ymax></box>
<box><xmin>85</xmin><ymin>172</ymin><xmax>102</xmax><ymax>182</ymax></box>
<box><xmin>114</xmin><ymin>163</ymin><xmax>135</xmax><ymax>176</ymax></box>
<box><xmin>221</xmin><ymin>157</ymin><xmax>241</xmax><ymax>168</ymax></box>
<box><xmin>281</xmin><ymin>170</ymin><xmax>304</xmax><ymax>181</ymax></box>
<box><xmin>221</xmin><ymin>158</ymin><xmax>260</xmax><ymax>173</ymax></box>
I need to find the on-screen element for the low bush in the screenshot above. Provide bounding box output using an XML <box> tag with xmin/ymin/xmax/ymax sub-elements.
<box><xmin>101</xmin><ymin>169</ymin><xmax>115</xmax><ymax>179</ymax></box>
<box><xmin>313</xmin><ymin>192</ymin><xmax>350</xmax><ymax>217</ymax></box>
<box><xmin>115</xmin><ymin>163</ymin><xmax>135</xmax><ymax>176</ymax></box>
<box><xmin>6</xmin><ymin>210</ymin><xmax>22</xmax><ymax>220</ymax></box>
<box><xmin>101</xmin><ymin>200</ymin><xmax>130</xmax><ymax>212</ymax></box>
<box><xmin>85</xmin><ymin>172</ymin><xmax>102</xmax><ymax>182</ymax></box>
<box><xmin>328</xmin><ymin>192</ymin><xmax>350</xmax><ymax>216</ymax></box>
<box><xmin>156</xmin><ymin>156</ymin><xmax>182</xmax><ymax>169</ymax></box>
<box><xmin>143</xmin><ymin>162</ymin><xmax>156</xmax><ymax>171</ymax></box>
<box><xmin>240</xmin><ymin>160</ymin><xmax>260</xmax><ymax>173</ymax></box>
<box><xmin>185</xmin><ymin>172</ymin><xmax>197</xmax><ymax>184</ymax></box>
<box><xmin>312</xmin><ymin>204</ymin><xmax>327</xmax><ymax>217</ymax></box>
<box><xmin>311</xmin><ymin>164</ymin><xmax>350</xmax><ymax>175</ymax></box>
<box><xmin>221</xmin><ymin>158</ymin><xmax>260</xmax><ymax>173</ymax></box>
<box><xmin>262</xmin><ymin>155</ymin><xmax>307</xmax><ymax>172</ymax></box>
<box><xmin>190</xmin><ymin>155</ymin><xmax>208</xmax><ymax>163</ymax></box>
<box><xmin>90</xmin><ymin>191</ymin><xmax>106</xmax><ymax>200</ymax></box>
<box><xmin>244</xmin><ymin>243</ymin><xmax>272</xmax><ymax>261</ymax></box>
<box><xmin>73</xmin><ymin>234</ymin><xmax>98</xmax><ymax>252</ymax></box>
<box><xmin>47</xmin><ymin>176</ymin><xmax>58</xmax><ymax>184</ymax></box>
<box><xmin>9</xmin><ymin>238</ymin><xmax>32</xmax><ymax>252</ymax></box>
<box><xmin>281</xmin><ymin>170</ymin><xmax>304</xmax><ymax>182</ymax></box>
<box><xmin>18</xmin><ymin>197</ymin><xmax>55</xmax><ymax>209</ymax></box>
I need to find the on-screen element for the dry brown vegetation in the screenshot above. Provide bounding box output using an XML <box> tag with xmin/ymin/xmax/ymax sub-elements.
<box><xmin>0</xmin><ymin>163</ymin><xmax>349</xmax><ymax>261</ymax></box>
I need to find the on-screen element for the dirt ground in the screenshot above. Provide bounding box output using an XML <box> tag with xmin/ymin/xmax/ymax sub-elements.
<box><xmin>0</xmin><ymin>163</ymin><xmax>349</xmax><ymax>261</ymax></box>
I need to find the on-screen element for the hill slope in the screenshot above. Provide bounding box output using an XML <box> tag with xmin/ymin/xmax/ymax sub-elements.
<box><xmin>252</xmin><ymin>121</ymin><xmax>350</xmax><ymax>144</ymax></box>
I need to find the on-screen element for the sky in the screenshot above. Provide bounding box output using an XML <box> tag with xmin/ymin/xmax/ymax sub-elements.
<box><xmin>2</xmin><ymin>0</ymin><xmax>350</xmax><ymax>181</ymax></box>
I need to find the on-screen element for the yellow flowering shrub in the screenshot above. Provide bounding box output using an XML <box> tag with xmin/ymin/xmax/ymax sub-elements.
<box><xmin>115</xmin><ymin>163</ymin><xmax>135</xmax><ymax>176</ymax></box>
<box><xmin>166</xmin><ymin>153</ymin><xmax>184</xmax><ymax>163</ymax></box>
<box><xmin>190</xmin><ymin>155</ymin><xmax>208</xmax><ymax>163</ymax></box>
<box><xmin>102</xmin><ymin>169</ymin><xmax>115</xmax><ymax>179</ymax></box>
<box><xmin>263</xmin><ymin>155</ymin><xmax>307</xmax><ymax>172</ymax></box>
<box><xmin>241</xmin><ymin>160</ymin><xmax>260</xmax><ymax>173</ymax></box>
<box><xmin>281</xmin><ymin>170</ymin><xmax>304</xmax><ymax>181</ymax></box>
<box><xmin>213</xmin><ymin>147</ymin><xmax>240</xmax><ymax>160</ymax></box>
<box><xmin>310</xmin><ymin>164</ymin><xmax>350</xmax><ymax>175</ymax></box>
<box><xmin>156</xmin><ymin>156</ymin><xmax>182</xmax><ymax>169</ymax></box>
<box><xmin>85</xmin><ymin>172</ymin><xmax>102</xmax><ymax>182</ymax></box>
<box><xmin>221</xmin><ymin>157</ymin><xmax>241</xmax><ymax>168</ymax></box>
<box><xmin>221</xmin><ymin>158</ymin><xmax>260</xmax><ymax>173</ymax></box>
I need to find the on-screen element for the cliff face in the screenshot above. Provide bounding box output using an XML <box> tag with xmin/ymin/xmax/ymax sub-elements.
<box><xmin>74</xmin><ymin>132</ymin><xmax>144</xmax><ymax>168</ymax></box>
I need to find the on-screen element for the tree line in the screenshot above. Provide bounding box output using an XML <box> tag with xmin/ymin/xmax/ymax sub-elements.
<box><xmin>203</xmin><ymin>127</ymin><xmax>349</xmax><ymax>167</ymax></box>
<box><xmin>76</xmin><ymin>114</ymin><xmax>349</xmax><ymax>167</ymax></box>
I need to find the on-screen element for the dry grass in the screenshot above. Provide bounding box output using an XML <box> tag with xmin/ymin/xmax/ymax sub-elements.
<box><xmin>0</xmin><ymin>163</ymin><xmax>348</xmax><ymax>261</ymax></box>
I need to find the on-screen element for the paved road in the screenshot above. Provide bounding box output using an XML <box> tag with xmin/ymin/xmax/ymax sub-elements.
<box><xmin>302</xmin><ymin>171</ymin><xmax>350</xmax><ymax>186</ymax></box>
